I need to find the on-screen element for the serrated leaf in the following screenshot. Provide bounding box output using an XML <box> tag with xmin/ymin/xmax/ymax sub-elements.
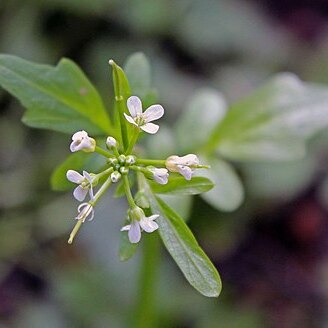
<box><xmin>207</xmin><ymin>73</ymin><xmax>328</xmax><ymax>161</ymax></box>
<box><xmin>197</xmin><ymin>157</ymin><xmax>244</xmax><ymax>212</ymax></box>
<box><xmin>51</xmin><ymin>152</ymin><xmax>107</xmax><ymax>191</ymax></box>
<box><xmin>139</xmin><ymin>175</ymin><xmax>221</xmax><ymax>297</ymax></box>
<box><xmin>150</xmin><ymin>176</ymin><xmax>213</xmax><ymax>195</ymax></box>
<box><xmin>176</xmin><ymin>88</ymin><xmax>227</xmax><ymax>152</ymax></box>
<box><xmin>0</xmin><ymin>55</ymin><xmax>113</xmax><ymax>135</ymax></box>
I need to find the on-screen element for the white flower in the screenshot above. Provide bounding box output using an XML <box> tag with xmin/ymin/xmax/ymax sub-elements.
<box><xmin>106</xmin><ymin>136</ymin><xmax>117</xmax><ymax>148</ymax></box>
<box><xmin>124</xmin><ymin>96</ymin><xmax>164</xmax><ymax>134</ymax></box>
<box><xmin>66</xmin><ymin>170</ymin><xmax>95</xmax><ymax>202</ymax></box>
<box><xmin>121</xmin><ymin>207</ymin><xmax>159</xmax><ymax>243</ymax></box>
<box><xmin>148</xmin><ymin>167</ymin><xmax>169</xmax><ymax>184</ymax></box>
<box><xmin>165</xmin><ymin>154</ymin><xmax>200</xmax><ymax>180</ymax></box>
<box><xmin>75</xmin><ymin>202</ymin><xmax>95</xmax><ymax>222</ymax></box>
<box><xmin>70</xmin><ymin>130</ymin><xmax>96</xmax><ymax>152</ymax></box>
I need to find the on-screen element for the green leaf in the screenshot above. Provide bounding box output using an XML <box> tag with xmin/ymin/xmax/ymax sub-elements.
<box><xmin>197</xmin><ymin>157</ymin><xmax>244</xmax><ymax>212</ymax></box>
<box><xmin>119</xmin><ymin>229</ymin><xmax>138</xmax><ymax>261</ymax></box>
<box><xmin>149</xmin><ymin>176</ymin><xmax>214</xmax><ymax>195</ymax></box>
<box><xmin>140</xmin><ymin>175</ymin><xmax>221</xmax><ymax>297</ymax></box>
<box><xmin>207</xmin><ymin>73</ymin><xmax>328</xmax><ymax>161</ymax></box>
<box><xmin>176</xmin><ymin>88</ymin><xmax>227</xmax><ymax>152</ymax></box>
<box><xmin>159</xmin><ymin>195</ymin><xmax>193</xmax><ymax>220</ymax></box>
<box><xmin>0</xmin><ymin>55</ymin><xmax>113</xmax><ymax>135</ymax></box>
<box><xmin>51</xmin><ymin>152</ymin><xmax>107</xmax><ymax>191</ymax></box>
<box><xmin>124</xmin><ymin>52</ymin><xmax>152</xmax><ymax>98</ymax></box>
<box><xmin>154</xmin><ymin>196</ymin><xmax>221</xmax><ymax>297</ymax></box>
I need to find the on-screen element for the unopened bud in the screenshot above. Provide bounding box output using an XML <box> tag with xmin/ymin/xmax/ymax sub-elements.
<box><xmin>120</xmin><ymin>166</ymin><xmax>129</xmax><ymax>175</ymax></box>
<box><xmin>125</xmin><ymin>155</ymin><xmax>136</xmax><ymax>165</ymax></box>
<box><xmin>106</xmin><ymin>136</ymin><xmax>118</xmax><ymax>148</ymax></box>
<box><xmin>118</xmin><ymin>154</ymin><xmax>126</xmax><ymax>164</ymax></box>
<box><xmin>111</xmin><ymin>171</ymin><xmax>121</xmax><ymax>183</ymax></box>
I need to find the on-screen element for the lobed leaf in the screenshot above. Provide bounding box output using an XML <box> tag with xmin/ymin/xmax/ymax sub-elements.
<box><xmin>0</xmin><ymin>55</ymin><xmax>113</xmax><ymax>135</ymax></box>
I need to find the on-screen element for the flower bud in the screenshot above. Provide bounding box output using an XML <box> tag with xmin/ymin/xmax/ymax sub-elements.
<box><xmin>147</xmin><ymin>166</ymin><xmax>169</xmax><ymax>185</ymax></box>
<box><xmin>106</xmin><ymin>136</ymin><xmax>118</xmax><ymax>148</ymax></box>
<box><xmin>120</xmin><ymin>166</ymin><xmax>129</xmax><ymax>175</ymax></box>
<box><xmin>135</xmin><ymin>191</ymin><xmax>150</xmax><ymax>209</ymax></box>
<box><xmin>118</xmin><ymin>154</ymin><xmax>126</xmax><ymax>164</ymax></box>
<box><xmin>125</xmin><ymin>155</ymin><xmax>136</xmax><ymax>165</ymax></box>
<box><xmin>111</xmin><ymin>171</ymin><xmax>121</xmax><ymax>183</ymax></box>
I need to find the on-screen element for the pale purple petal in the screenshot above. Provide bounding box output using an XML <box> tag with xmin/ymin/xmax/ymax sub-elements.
<box><xmin>140</xmin><ymin>123</ymin><xmax>159</xmax><ymax>134</ymax></box>
<box><xmin>127</xmin><ymin>96</ymin><xmax>142</xmax><ymax>117</ymax></box>
<box><xmin>128</xmin><ymin>220</ymin><xmax>141</xmax><ymax>243</ymax></box>
<box><xmin>73</xmin><ymin>186</ymin><xmax>88</xmax><ymax>201</ymax></box>
<box><xmin>120</xmin><ymin>225</ymin><xmax>131</xmax><ymax>231</ymax></box>
<box><xmin>139</xmin><ymin>215</ymin><xmax>159</xmax><ymax>233</ymax></box>
<box><xmin>124</xmin><ymin>113</ymin><xmax>138</xmax><ymax>126</ymax></box>
<box><xmin>66</xmin><ymin>170</ymin><xmax>84</xmax><ymax>183</ymax></box>
<box><xmin>178</xmin><ymin>165</ymin><xmax>193</xmax><ymax>180</ymax></box>
<box><xmin>143</xmin><ymin>104</ymin><xmax>164</xmax><ymax>122</ymax></box>
<box><xmin>182</xmin><ymin>154</ymin><xmax>199</xmax><ymax>165</ymax></box>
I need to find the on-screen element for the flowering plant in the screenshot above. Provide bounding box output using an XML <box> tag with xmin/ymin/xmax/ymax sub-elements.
<box><xmin>1</xmin><ymin>52</ymin><xmax>328</xmax><ymax>301</ymax></box>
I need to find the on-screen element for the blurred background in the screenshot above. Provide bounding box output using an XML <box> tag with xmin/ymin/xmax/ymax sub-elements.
<box><xmin>2</xmin><ymin>0</ymin><xmax>328</xmax><ymax>327</ymax></box>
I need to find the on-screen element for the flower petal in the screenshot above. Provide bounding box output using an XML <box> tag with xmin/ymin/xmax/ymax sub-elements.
<box><xmin>143</xmin><ymin>104</ymin><xmax>164</xmax><ymax>122</ymax></box>
<box><xmin>140</xmin><ymin>123</ymin><xmax>159</xmax><ymax>134</ymax></box>
<box><xmin>178</xmin><ymin>165</ymin><xmax>193</xmax><ymax>180</ymax></box>
<box><xmin>128</xmin><ymin>220</ymin><xmax>141</xmax><ymax>243</ymax></box>
<box><xmin>139</xmin><ymin>216</ymin><xmax>159</xmax><ymax>233</ymax></box>
<box><xmin>124</xmin><ymin>113</ymin><xmax>138</xmax><ymax>126</ymax></box>
<box><xmin>182</xmin><ymin>154</ymin><xmax>199</xmax><ymax>165</ymax></box>
<box><xmin>73</xmin><ymin>186</ymin><xmax>88</xmax><ymax>202</ymax></box>
<box><xmin>121</xmin><ymin>225</ymin><xmax>131</xmax><ymax>231</ymax></box>
<box><xmin>66</xmin><ymin>170</ymin><xmax>84</xmax><ymax>183</ymax></box>
<box><xmin>127</xmin><ymin>96</ymin><xmax>142</xmax><ymax>117</ymax></box>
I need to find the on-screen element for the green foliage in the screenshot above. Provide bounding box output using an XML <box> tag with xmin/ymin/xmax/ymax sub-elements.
<box><xmin>141</xmin><ymin>175</ymin><xmax>221</xmax><ymax>297</ymax></box>
<box><xmin>149</xmin><ymin>176</ymin><xmax>213</xmax><ymax>195</ymax></box>
<box><xmin>51</xmin><ymin>152</ymin><xmax>107</xmax><ymax>191</ymax></box>
<box><xmin>176</xmin><ymin>88</ymin><xmax>226</xmax><ymax>152</ymax></box>
<box><xmin>206</xmin><ymin>73</ymin><xmax>328</xmax><ymax>161</ymax></box>
<box><xmin>197</xmin><ymin>157</ymin><xmax>244</xmax><ymax>212</ymax></box>
<box><xmin>119</xmin><ymin>228</ymin><xmax>138</xmax><ymax>261</ymax></box>
<box><xmin>0</xmin><ymin>55</ymin><xmax>113</xmax><ymax>135</ymax></box>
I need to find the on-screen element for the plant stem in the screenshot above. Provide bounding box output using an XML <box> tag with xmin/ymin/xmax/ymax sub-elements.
<box><xmin>68</xmin><ymin>219</ymin><xmax>83</xmax><ymax>244</ymax></box>
<box><xmin>136</xmin><ymin>159</ymin><xmax>166</xmax><ymax>166</ymax></box>
<box><xmin>95</xmin><ymin>146</ymin><xmax>114</xmax><ymax>158</ymax></box>
<box><xmin>123</xmin><ymin>175</ymin><xmax>136</xmax><ymax>208</ymax></box>
<box><xmin>134</xmin><ymin>232</ymin><xmax>161</xmax><ymax>328</ymax></box>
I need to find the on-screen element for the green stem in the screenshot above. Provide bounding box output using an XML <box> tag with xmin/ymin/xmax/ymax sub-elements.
<box><xmin>68</xmin><ymin>219</ymin><xmax>83</xmax><ymax>244</ymax></box>
<box><xmin>96</xmin><ymin>167</ymin><xmax>113</xmax><ymax>180</ymax></box>
<box><xmin>110</xmin><ymin>60</ymin><xmax>129</xmax><ymax>151</ymax></box>
<box><xmin>125</xmin><ymin>127</ymin><xmax>140</xmax><ymax>155</ymax></box>
<box><xmin>95</xmin><ymin>146</ymin><xmax>114</xmax><ymax>158</ymax></box>
<box><xmin>68</xmin><ymin>176</ymin><xmax>112</xmax><ymax>244</ymax></box>
<box><xmin>134</xmin><ymin>233</ymin><xmax>161</xmax><ymax>328</ymax></box>
<box><xmin>136</xmin><ymin>159</ymin><xmax>166</xmax><ymax>166</ymax></box>
<box><xmin>123</xmin><ymin>175</ymin><xmax>136</xmax><ymax>208</ymax></box>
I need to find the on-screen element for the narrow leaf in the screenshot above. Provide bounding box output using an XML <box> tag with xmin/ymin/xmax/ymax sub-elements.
<box><xmin>197</xmin><ymin>157</ymin><xmax>244</xmax><ymax>212</ymax></box>
<box><xmin>0</xmin><ymin>55</ymin><xmax>112</xmax><ymax>135</ymax></box>
<box><xmin>139</xmin><ymin>175</ymin><xmax>221</xmax><ymax>297</ymax></box>
<box><xmin>207</xmin><ymin>73</ymin><xmax>328</xmax><ymax>161</ymax></box>
<box><xmin>149</xmin><ymin>176</ymin><xmax>214</xmax><ymax>195</ymax></box>
<box><xmin>176</xmin><ymin>88</ymin><xmax>227</xmax><ymax>152</ymax></box>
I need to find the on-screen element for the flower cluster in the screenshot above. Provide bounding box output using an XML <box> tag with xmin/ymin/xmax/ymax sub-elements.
<box><xmin>66</xmin><ymin>96</ymin><xmax>208</xmax><ymax>244</ymax></box>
